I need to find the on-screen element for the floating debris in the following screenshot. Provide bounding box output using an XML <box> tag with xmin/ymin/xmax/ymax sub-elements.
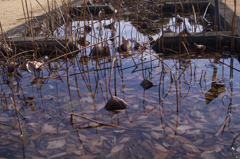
<box><xmin>105</xmin><ymin>96</ymin><xmax>128</xmax><ymax>110</ymax></box>
<box><xmin>4</xmin><ymin>62</ymin><xmax>20</xmax><ymax>73</ymax></box>
<box><xmin>194</xmin><ymin>43</ymin><xmax>206</xmax><ymax>52</ymax></box>
<box><xmin>163</xmin><ymin>26</ymin><xmax>173</xmax><ymax>33</ymax></box>
<box><xmin>213</xmin><ymin>78</ymin><xmax>225</xmax><ymax>87</ymax></box>
<box><xmin>78</xmin><ymin>37</ymin><xmax>90</xmax><ymax>46</ymax></box>
<box><xmin>179</xmin><ymin>27</ymin><xmax>192</xmax><ymax>36</ymax></box>
<box><xmin>90</xmin><ymin>45</ymin><xmax>110</xmax><ymax>57</ymax></box>
<box><xmin>28</xmin><ymin>61</ymin><xmax>44</xmax><ymax>70</ymax></box>
<box><xmin>80</xmin><ymin>55</ymin><xmax>90</xmax><ymax>65</ymax></box>
<box><xmin>140</xmin><ymin>79</ymin><xmax>154</xmax><ymax>90</ymax></box>
<box><xmin>87</xmin><ymin>0</ymin><xmax>91</xmax><ymax>5</ymax></box>
<box><xmin>84</xmin><ymin>25</ymin><xmax>92</xmax><ymax>33</ymax></box>
<box><xmin>0</xmin><ymin>42</ymin><xmax>13</xmax><ymax>55</ymax></box>
<box><xmin>188</xmin><ymin>15</ymin><xmax>195</xmax><ymax>24</ymax></box>
<box><xmin>176</xmin><ymin>14</ymin><xmax>184</xmax><ymax>23</ymax></box>
<box><xmin>19</xmin><ymin>60</ymin><xmax>31</xmax><ymax>73</ymax></box>
<box><xmin>23</xmin><ymin>97</ymin><xmax>35</xmax><ymax>103</ymax></box>
<box><xmin>134</xmin><ymin>41</ymin><xmax>141</xmax><ymax>50</ymax></box>
<box><xmin>104</xmin><ymin>21</ymin><xmax>115</xmax><ymax>30</ymax></box>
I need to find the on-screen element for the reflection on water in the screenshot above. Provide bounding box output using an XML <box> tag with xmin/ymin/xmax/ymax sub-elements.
<box><xmin>1</xmin><ymin>4</ymin><xmax>239</xmax><ymax>159</ymax></box>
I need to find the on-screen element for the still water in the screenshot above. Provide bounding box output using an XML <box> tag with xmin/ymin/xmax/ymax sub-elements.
<box><xmin>0</xmin><ymin>6</ymin><xmax>239</xmax><ymax>159</ymax></box>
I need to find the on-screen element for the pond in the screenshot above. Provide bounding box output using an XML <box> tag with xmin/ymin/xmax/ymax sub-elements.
<box><xmin>0</xmin><ymin>2</ymin><xmax>239</xmax><ymax>159</ymax></box>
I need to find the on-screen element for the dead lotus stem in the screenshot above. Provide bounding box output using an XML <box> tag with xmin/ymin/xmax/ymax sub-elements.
<box><xmin>108</xmin><ymin>58</ymin><xmax>116</xmax><ymax>97</ymax></box>
<box><xmin>215</xmin><ymin>115</ymin><xmax>230</xmax><ymax>136</ymax></box>
<box><xmin>24</xmin><ymin>0</ymin><xmax>33</xmax><ymax>36</ymax></box>
<box><xmin>71</xmin><ymin>114</ymin><xmax>121</xmax><ymax>128</ymax></box>
<box><xmin>11</xmin><ymin>73</ymin><xmax>23</xmax><ymax>137</ymax></box>
<box><xmin>144</xmin><ymin>51</ymin><xmax>171</xmax><ymax>71</ymax></box>
<box><xmin>181</xmin><ymin>41</ymin><xmax>190</xmax><ymax>60</ymax></box>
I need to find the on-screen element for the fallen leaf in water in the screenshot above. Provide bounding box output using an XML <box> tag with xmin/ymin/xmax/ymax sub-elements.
<box><xmin>119</xmin><ymin>136</ymin><xmax>131</xmax><ymax>143</ymax></box>
<box><xmin>19</xmin><ymin>60</ymin><xmax>31</xmax><ymax>72</ymax></box>
<box><xmin>73</xmin><ymin>150</ymin><xmax>82</xmax><ymax>155</ymax></box>
<box><xmin>141</xmin><ymin>140</ymin><xmax>152</xmax><ymax>149</ymax></box>
<box><xmin>113</xmin><ymin>130</ymin><xmax>126</xmax><ymax>133</ymax></box>
<box><xmin>46</xmin><ymin>132</ymin><xmax>69</xmax><ymax>141</ymax></box>
<box><xmin>47</xmin><ymin>139</ymin><xmax>66</xmax><ymax>149</ymax></box>
<box><xmin>28</xmin><ymin>61</ymin><xmax>43</xmax><ymax>69</ymax></box>
<box><xmin>78</xmin><ymin>155</ymin><xmax>97</xmax><ymax>159</ymax></box>
<box><xmin>70</xmin><ymin>86</ymin><xmax>79</xmax><ymax>90</ymax></box>
<box><xmin>142</xmin><ymin>132</ymin><xmax>152</xmax><ymax>140</ymax></box>
<box><xmin>111</xmin><ymin>143</ymin><xmax>124</xmax><ymax>153</ymax></box>
<box><xmin>182</xmin><ymin>144</ymin><xmax>200</xmax><ymax>153</ymax></box>
<box><xmin>38</xmin><ymin>149</ymin><xmax>50</xmax><ymax>156</ymax></box>
<box><xmin>151</xmin><ymin>131</ymin><xmax>161</xmax><ymax>139</ymax></box>
<box><xmin>154</xmin><ymin>143</ymin><xmax>167</xmax><ymax>152</ymax></box>
<box><xmin>201</xmin><ymin>151</ymin><xmax>215</xmax><ymax>159</ymax></box>
<box><xmin>175</xmin><ymin>136</ymin><xmax>192</xmax><ymax>144</ymax></box>
<box><xmin>41</xmin><ymin>123</ymin><xmax>57</xmax><ymax>134</ymax></box>
<box><xmin>137</xmin><ymin>116</ymin><xmax>148</xmax><ymax>120</ymax></box>
<box><xmin>46</xmin><ymin>152</ymin><xmax>67</xmax><ymax>159</ymax></box>
<box><xmin>154</xmin><ymin>151</ymin><xmax>168</xmax><ymax>159</ymax></box>
<box><xmin>0</xmin><ymin>117</ymin><xmax>9</xmax><ymax>122</ymax></box>
<box><xmin>3</xmin><ymin>140</ymin><xmax>12</xmax><ymax>145</ymax></box>
<box><xmin>32</xmin><ymin>157</ymin><xmax>43</xmax><ymax>159</ymax></box>
<box><xmin>192</xmin><ymin>139</ymin><xmax>204</xmax><ymax>146</ymax></box>
<box><xmin>177</xmin><ymin>125</ymin><xmax>193</xmax><ymax>131</ymax></box>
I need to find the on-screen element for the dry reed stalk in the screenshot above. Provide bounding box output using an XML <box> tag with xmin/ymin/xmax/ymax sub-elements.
<box><xmin>25</xmin><ymin>0</ymin><xmax>33</xmax><ymax>36</ymax></box>
<box><xmin>231</xmin><ymin>0</ymin><xmax>236</xmax><ymax>51</ymax></box>
<box><xmin>215</xmin><ymin>115</ymin><xmax>230</xmax><ymax>136</ymax></box>
<box><xmin>11</xmin><ymin>73</ymin><xmax>23</xmax><ymax>137</ymax></box>
<box><xmin>144</xmin><ymin>51</ymin><xmax>171</xmax><ymax>71</ymax></box>
<box><xmin>47</xmin><ymin>0</ymin><xmax>53</xmax><ymax>34</ymax></box>
<box><xmin>118</xmin><ymin>0</ymin><xmax>121</xmax><ymax>48</ymax></box>
<box><xmin>181</xmin><ymin>41</ymin><xmax>191</xmax><ymax>60</ymax></box>
<box><xmin>71</xmin><ymin>113</ymin><xmax>121</xmax><ymax>128</ymax></box>
<box><xmin>21</xmin><ymin>0</ymin><xmax>28</xmax><ymax>36</ymax></box>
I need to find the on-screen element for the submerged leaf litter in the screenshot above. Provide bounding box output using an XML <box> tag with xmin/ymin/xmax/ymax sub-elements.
<box><xmin>0</xmin><ymin>1</ymin><xmax>240</xmax><ymax>159</ymax></box>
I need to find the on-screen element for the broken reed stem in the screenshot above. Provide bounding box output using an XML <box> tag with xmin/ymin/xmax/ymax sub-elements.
<box><xmin>11</xmin><ymin>73</ymin><xmax>23</xmax><ymax>137</ymax></box>
<box><xmin>181</xmin><ymin>41</ymin><xmax>191</xmax><ymax>60</ymax></box>
<box><xmin>108</xmin><ymin>58</ymin><xmax>116</xmax><ymax>97</ymax></box>
<box><xmin>71</xmin><ymin>113</ymin><xmax>121</xmax><ymax>128</ymax></box>
<box><xmin>215</xmin><ymin>115</ymin><xmax>230</xmax><ymax>136</ymax></box>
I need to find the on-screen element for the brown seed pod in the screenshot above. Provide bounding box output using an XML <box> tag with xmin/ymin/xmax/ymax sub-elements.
<box><xmin>120</xmin><ymin>36</ymin><xmax>131</xmax><ymax>51</ymax></box>
<box><xmin>78</xmin><ymin>37</ymin><xmax>90</xmax><ymax>46</ymax></box>
<box><xmin>105</xmin><ymin>96</ymin><xmax>128</xmax><ymax>110</ymax></box>
<box><xmin>141</xmin><ymin>22</ymin><xmax>148</xmax><ymax>29</ymax></box>
<box><xmin>140</xmin><ymin>79</ymin><xmax>154</xmax><ymax>90</ymax></box>
<box><xmin>104</xmin><ymin>21</ymin><xmax>115</xmax><ymax>30</ymax></box>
